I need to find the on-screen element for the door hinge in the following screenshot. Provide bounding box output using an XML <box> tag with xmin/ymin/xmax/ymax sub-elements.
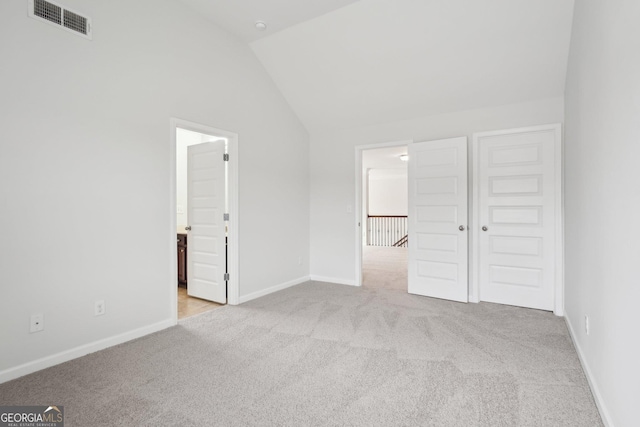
<box><xmin>223</xmin><ymin>153</ymin><xmax>229</xmax><ymax>161</ymax></box>
<box><xmin>223</xmin><ymin>213</ymin><xmax>229</xmax><ymax>221</ymax></box>
<box><xmin>224</xmin><ymin>273</ymin><xmax>230</xmax><ymax>281</ymax></box>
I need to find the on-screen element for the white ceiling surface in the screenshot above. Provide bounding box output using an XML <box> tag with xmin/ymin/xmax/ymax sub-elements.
<box><xmin>363</xmin><ymin>145</ymin><xmax>408</xmax><ymax>170</ymax></box>
<box><xmin>251</xmin><ymin>0</ymin><xmax>575</xmax><ymax>133</ymax></box>
<box><xmin>176</xmin><ymin>0</ymin><xmax>360</xmax><ymax>42</ymax></box>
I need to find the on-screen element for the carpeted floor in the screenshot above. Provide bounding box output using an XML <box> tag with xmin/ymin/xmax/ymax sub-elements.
<box><xmin>362</xmin><ymin>246</ymin><xmax>408</xmax><ymax>290</ymax></box>
<box><xmin>0</xmin><ymin>281</ymin><xmax>602</xmax><ymax>426</ymax></box>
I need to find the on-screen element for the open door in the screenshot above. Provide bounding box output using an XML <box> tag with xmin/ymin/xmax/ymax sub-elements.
<box><xmin>408</xmin><ymin>137</ymin><xmax>468</xmax><ymax>302</ymax></box>
<box><xmin>186</xmin><ymin>141</ymin><xmax>227</xmax><ymax>303</ymax></box>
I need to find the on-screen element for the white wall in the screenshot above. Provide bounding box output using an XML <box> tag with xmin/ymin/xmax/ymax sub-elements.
<box><xmin>310</xmin><ymin>97</ymin><xmax>564</xmax><ymax>283</ymax></box>
<box><xmin>0</xmin><ymin>0</ymin><xmax>309</xmax><ymax>379</ymax></box>
<box><xmin>367</xmin><ymin>169</ymin><xmax>407</xmax><ymax>216</ymax></box>
<box><xmin>564</xmin><ymin>1</ymin><xmax>640</xmax><ymax>425</ymax></box>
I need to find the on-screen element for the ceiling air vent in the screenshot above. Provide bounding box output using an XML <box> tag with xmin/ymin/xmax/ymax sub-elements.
<box><xmin>28</xmin><ymin>0</ymin><xmax>92</xmax><ymax>40</ymax></box>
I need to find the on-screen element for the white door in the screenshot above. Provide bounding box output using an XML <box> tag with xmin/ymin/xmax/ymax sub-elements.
<box><xmin>408</xmin><ymin>137</ymin><xmax>468</xmax><ymax>302</ymax></box>
<box><xmin>187</xmin><ymin>141</ymin><xmax>227</xmax><ymax>303</ymax></box>
<box><xmin>474</xmin><ymin>125</ymin><xmax>560</xmax><ymax>311</ymax></box>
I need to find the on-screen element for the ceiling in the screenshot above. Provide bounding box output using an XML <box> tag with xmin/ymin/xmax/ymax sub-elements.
<box><xmin>180</xmin><ymin>0</ymin><xmax>575</xmax><ymax>134</ymax></box>
<box><xmin>177</xmin><ymin>0</ymin><xmax>360</xmax><ymax>42</ymax></box>
<box><xmin>362</xmin><ymin>145</ymin><xmax>408</xmax><ymax>170</ymax></box>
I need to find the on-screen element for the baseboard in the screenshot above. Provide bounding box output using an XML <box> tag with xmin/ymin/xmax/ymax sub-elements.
<box><xmin>309</xmin><ymin>275</ymin><xmax>357</xmax><ymax>286</ymax></box>
<box><xmin>0</xmin><ymin>318</ymin><xmax>174</xmax><ymax>384</ymax></box>
<box><xmin>564</xmin><ymin>314</ymin><xmax>614</xmax><ymax>427</ymax></box>
<box><xmin>237</xmin><ymin>276</ymin><xmax>310</xmax><ymax>304</ymax></box>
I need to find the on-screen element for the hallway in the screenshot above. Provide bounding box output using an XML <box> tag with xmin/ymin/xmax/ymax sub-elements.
<box><xmin>362</xmin><ymin>246</ymin><xmax>407</xmax><ymax>291</ymax></box>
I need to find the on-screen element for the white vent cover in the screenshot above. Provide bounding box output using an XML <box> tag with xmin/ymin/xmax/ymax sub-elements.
<box><xmin>28</xmin><ymin>0</ymin><xmax>92</xmax><ymax>40</ymax></box>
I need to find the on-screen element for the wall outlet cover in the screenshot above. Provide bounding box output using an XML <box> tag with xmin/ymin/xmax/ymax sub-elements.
<box><xmin>95</xmin><ymin>300</ymin><xmax>106</xmax><ymax>316</ymax></box>
<box><xmin>30</xmin><ymin>313</ymin><xmax>44</xmax><ymax>333</ymax></box>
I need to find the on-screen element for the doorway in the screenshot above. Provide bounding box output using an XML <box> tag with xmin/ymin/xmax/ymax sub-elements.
<box><xmin>170</xmin><ymin>118</ymin><xmax>239</xmax><ymax>324</ymax></box>
<box><xmin>355</xmin><ymin>140</ymin><xmax>411</xmax><ymax>289</ymax></box>
<box><xmin>354</xmin><ymin>125</ymin><xmax>563</xmax><ymax>315</ymax></box>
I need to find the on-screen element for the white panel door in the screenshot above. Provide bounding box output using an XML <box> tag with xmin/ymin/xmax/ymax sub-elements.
<box><xmin>475</xmin><ymin>125</ymin><xmax>560</xmax><ymax>311</ymax></box>
<box><xmin>187</xmin><ymin>141</ymin><xmax>226</xmax><ymax>303</ymax></box>
<box><xmin>408</xmin><ymin>137</ymin><xmax>468</xmax><ymax>302</ymax></box>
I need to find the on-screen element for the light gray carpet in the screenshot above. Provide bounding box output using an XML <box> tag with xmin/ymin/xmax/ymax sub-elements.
<box><xmin>362</xmin><ymin>246</ymin><xmax>408</xmax><ymax>290</ymax></box>
<box><xmin>0</xmin><ymin>281</ymin><xmax>602</xmax><ymax>426</ymax></box>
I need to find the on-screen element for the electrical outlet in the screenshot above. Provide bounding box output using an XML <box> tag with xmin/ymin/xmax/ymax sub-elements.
<box><xmin>30</xmin><ymin>314</ymin><xmax>44</xmax><ymax>333</ymax></box>
<box><xmin>95</xmin><ymin>300</ymin><xmax>106</xmax><ymax>316</ymax></box>
<box><xmin>298</xmin><ymin>256</ymin><xmax>303</xmax><ymax>266</ymax></box>
<box><xmin>584</xmin><ymin>315</ymin><xmax>590</xmax><ymax>335</ymax></box>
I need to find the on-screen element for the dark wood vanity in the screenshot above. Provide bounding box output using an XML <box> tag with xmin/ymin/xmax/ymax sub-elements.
<box><xmin>177</xmin><ymin>233</ymin><xmax>187</xmax><ymax>287</ymax></box>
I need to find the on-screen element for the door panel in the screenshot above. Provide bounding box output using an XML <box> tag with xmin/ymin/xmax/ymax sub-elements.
<box><xmin>408</xmin><ymin>137</ymin><xmax>468</xmax><ymax>302</ymax></box>
<box><xmin>187</xmin><ymin>141</ymin><xmax>226</xmax><ymax>304</ymax></box>
<box><xmin>476</xmin><ymin>127</ymin><xmax>559</xmax><ymax>311</ymax></box>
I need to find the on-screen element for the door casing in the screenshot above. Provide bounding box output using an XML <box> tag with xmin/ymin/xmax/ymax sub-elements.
<box><xmin>170</xmin><ymin>118</ymin><xmax>239</xmax><ymax>325</ymax></box>
<box><xmin>471</xmin><ymin>124</ymin><xmax>564</xmax><ymax>316</ymax></box>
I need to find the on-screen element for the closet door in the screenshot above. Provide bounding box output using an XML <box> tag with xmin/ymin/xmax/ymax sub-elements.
<box><xmin>408</xmin><ymin>137</ymin><xmax>468</xmax><ymax>302</ymax></box>
<box><xmin>473</xmin><ymin>125</ymin><xmax>561</xmax><ymax>312</ymax></box>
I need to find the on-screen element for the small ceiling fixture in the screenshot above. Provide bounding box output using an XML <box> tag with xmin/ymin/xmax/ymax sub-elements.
<box><xmin>399</xmin><ymin>154</ymin><xmax>409</xmax><ymax>162</ymax></box>
<box><xmin>255</xmin><ymin>21</ymin><xmax>267</xmax><ymax>31</ymax></box>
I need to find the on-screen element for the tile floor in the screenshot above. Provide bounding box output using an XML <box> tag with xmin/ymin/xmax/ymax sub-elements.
<box><xmin>177</xmin><ymin>286</ymin><xmax>223</xmax><ymax>319</ymax></box>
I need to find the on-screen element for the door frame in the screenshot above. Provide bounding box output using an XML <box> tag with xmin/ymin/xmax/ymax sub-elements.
<box><xmin>471</xmin><ymin>123</ymin><xmax>564</xmax><ymax>315</ymax></box>
<box><xmin>354</xmin><ymin>139</ymin><xmax>413</xmax><ymax>287</ymax></box>
<box><xmin>169</xmin><ymin>118</ymin><xmax>240</xmax><ymax>325</ymax></box>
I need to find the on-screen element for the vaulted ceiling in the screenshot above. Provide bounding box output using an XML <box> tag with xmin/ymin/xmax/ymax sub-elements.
<box><xmin>177</xmin><ymin>0</ymin><xmax>359</xmax><ymax>42</ymax></box>
<box><xmin>179</xmin><ymin>0</ymin><xmax>575</xmax><ymax>133</ymax></box>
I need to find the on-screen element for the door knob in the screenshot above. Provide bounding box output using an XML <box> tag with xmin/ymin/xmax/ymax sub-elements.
<box><xmin>459</xmin><ymin>225</ymin><xmax>465</xmax><ymax>231</ymax></box>
<box><xmin>185</xmin><ymin>226</ymin><xmax>192</xmax><ymax>231</ymax></box>
<box><xmin>482</xmin><ymin>226</ymin><xmax>488</xmax><ymax>232</ymax></box>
